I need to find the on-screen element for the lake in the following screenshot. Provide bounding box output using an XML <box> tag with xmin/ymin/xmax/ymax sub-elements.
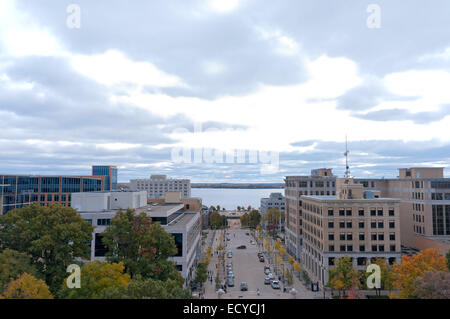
<box><xmin>191</xmin><ymin>188</ymin><xmax>284</xmax><ymax>210</ymax></box>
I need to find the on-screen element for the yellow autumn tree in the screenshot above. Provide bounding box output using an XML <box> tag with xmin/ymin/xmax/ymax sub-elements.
<box><xmin>293</xmin><ymin>261</ymin><xmax>301</xmax><ymax>273</ymax></box>
<box><xmin>1</xmin><ymin>273</ymin><xmax>53</xmax><ymax>299</ymax></box>
<box><xmin>391</xmin><ymin>248</ymin><xmax>447</xmax><ymax>299</ymax></box>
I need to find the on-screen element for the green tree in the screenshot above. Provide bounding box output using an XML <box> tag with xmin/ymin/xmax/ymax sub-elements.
<box><xmin>58</xmin><ymin>261</ymin><xmax>130</xmax><ymax>299</ymax></box>
<box><xmin>0</xmin><ymin>249</ymin><xmax>40</xmax><ymax>293</ymax></box>
<box><xmin>102</xmin><ymin>277</ymin><xmax>192</xmax><ymax>299</ymax></box>
<box><xmin>328</xmin><ymin>257</ymin><xmax>361</xmax><ymax>297</ymax></box>
<box><xmin>194</xmin><ymin>262</ymin><xmax>208</xmax><ymax>288</ymax></box>
<box><xmin>209</xmin><ymin>211</ymin><xmax>224</xmax><ymax>229</ymax></box>
<box><xmin>0</xmin><ymin>204</ymin><xmax>93</xmax><ymax>293</ymax></box>
<box><xmin>102</xmin><ymin>209</ymin><xmax>180</xmax><ymax>283</ymax></box>
<box><xmin>248</xmin><ymin>210</ymin><xmax>261</xmax><ymax>228</ymax></box>
<box><xmin>1</xmin><ymin>273</ymin><xmax>53</xmax><ymax>299</ymax></box>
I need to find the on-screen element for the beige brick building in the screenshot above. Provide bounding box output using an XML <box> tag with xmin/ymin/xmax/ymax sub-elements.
<box><xmin>301</xmin><ymin>177</ymin><xmax>401</xmax><ymax>288</ymax></box>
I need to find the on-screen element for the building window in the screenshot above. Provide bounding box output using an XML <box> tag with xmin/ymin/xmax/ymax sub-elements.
<box><xmin>359</xmin><ymin>233</ymin><xmax>365</xmax><ymax>241</ymax></box>
<box><xmin>390</xmin><ymin>245</ymin><xmax>396</xmax><ymax>252</ymax></box>
<box><xmin>359</xmin><ymin>221</ymin><xmax>365</xmax><ymax>229</ymax></box>
<box><xmin>371</xmin><ymin>222</ymin><xmax>376</xmax><ymax>229</ymax></box>
<box><xmin>328</xmin><ymin>209</ymin><xmax>334</xmax><ymax>216</ymax></box>
<box><xmin>358</xmin><ymin>210</ymin><xmax>365</xmax><ymax>216</ymax></box>
<box><xmin>389</xmin><ymin>221</ymin><xmax>395</xmax><ymax>229</ymax></box>
<box><xmin>328</xmin><ymin>257</ymin><xmax>335</xmax><ymax>266</ymax></box>
<box><xmin>97</xmin><ymin>219</ymin><xmax>111</xmax><ymax>226</ymax></box>
<box><xmin>340</xmin><ymin>245</ymin><xmax>346</xmax><ymax>252</ymax></box>
<box><xmin>328</xmin><ymin>234</ymin><xmax>334</xmax><ymax>241</ymax></box>
<box><xmin>359</xmin><ymin>246</ymin><xmax>365</xmax><ymax>252</ymax></box>
<box><xmin>347</xmin><ymin>245</ymin><xmax>353</xmax><ymax>252</ymax></box>
<box><xmin>346</xmin><ymin>210</ymin><xmax>352</xmax><ymax>216</ymax></box>
<box><xmin>389</xmin><ymin>209</ymin><xmax>395</xmax><ymax>216</ymax></box>
<box><xmin>371</xmin><ymin>233</ymin><xmax>377</xmax><ymax>241</ymax></box>
<box><xmin>379</xmin><ymin>245</ymin><xmax>385</xmax><ymax>252</ymax></box>
<box><xmin>378</xmin><ymin>234</ymin><xmax>384</xmax><ymax>241</ymax></box>
<box><xmin>339</xmin><ymin>210</ymin><xmax>345</xmax><ymax>216</ymax></box>
<box><xmin>357</xmin><ymin>257</ymin><xmax>366</xmax><ymax>265</ymax></box>
<box><xmin>339</xmin><ymin>222</ymin><xmax>345</xmax><ymax>228</ymax></box>
<box><xmin>347</xmin><ymin>234</ymin><xmax>353</xmax><ymax>241</ymax></box>
<box><xmin>370</xmin><ymin>210</ymin><xmax>376</xmax><ymax>216</ymax></box>
<box><xmin>329</xmin><ymin>246</ymin><xmax>335</xmax><ymax>252</ymax></box>
<box><xmin>389</xmin><ymin>233</ymin><xmax>396</xmax><ymax>241</ymax></box>
<box><xmin>378</xmin><ymin>221</ymin><xmax>384</xmax><ymax>229</ymax></box>
<box><xmin>328</xmin><ymin>222</ymin><xmax>334</xmax><ymax>228</ymax></box>
<box><xmin>346</xmin><ymin>222</ymin><xmax>352</xmax><ymax>228</ymax></box>
<box><xmin>340</xmin><ymin>233</ymin><xmax>345</xmax><ymax>241</ymax></box>
<box><xmin>371</xmin><ymin>245</ymin><xmax>377</xmax><ymax>252</ymax></box>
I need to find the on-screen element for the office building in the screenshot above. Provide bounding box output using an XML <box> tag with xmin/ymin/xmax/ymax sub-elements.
<box><xmin>130</xmin><ymin>175</ymin><xmax>191</xmax><ymax>199</ymax></box>
<box><xmin>301</xmin><ymin>177</ymin><xmax>401</xmax><ymax>289</ymax></box>
<box><xmin>72</xmin><ymin>191</ymin><xmax>201</xmax><ymax>284</ymax></box>
<box><xmin>92</xmin><ymin>165</ymin><xmax>118</xmax><ymax>191</ymax></box>
<box><xmin>260</xmin><ymin>192</ymin><xmax>285</xmax><ymax>229</ymax></box>
<box><xmin>284</xmin><ymin>168</ymin><xmax>336</xmax><ymax>259</ymax></box>
<box><xmin>0</xmin><ymin>165</ymin><xmax>116</xmax><ymax>215</ymax></box>
<box><xmin>286</xmin><ymin>166</ymin><xmax>450</xmax><ymax>259</ymax></box>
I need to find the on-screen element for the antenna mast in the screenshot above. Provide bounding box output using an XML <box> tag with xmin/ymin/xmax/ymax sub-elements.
<box><xmin>344</xmin><ymin>135</ymin><xmax>350</xmax><ymax>178</ymax></box>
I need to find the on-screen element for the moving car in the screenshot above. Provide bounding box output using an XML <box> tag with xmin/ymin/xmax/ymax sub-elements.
<box><xmin>240</xmin><ymin>282</ymin><xmax>248</xmax><ymax>291</ymax></box>
<box><xmin>271</xmin><ymin>280</ymin><xmax>280</xmax><ymax>289</ymax></box>
<box><xmin>264</xmin><ymin>277</ymin><xmax>271</xmax><ymax>285</ymax></box>
<box><xmin>237</xmin><ymin>245</ymin><xmax>246</xmax><ymax>249</ymax></box>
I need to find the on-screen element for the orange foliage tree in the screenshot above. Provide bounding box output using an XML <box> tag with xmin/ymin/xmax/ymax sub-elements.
<box><xmin>391</xmin><ymin>248</ymin><xmax>447</xmax><ymax>299</ymax></box>
<box><xmin>1</xmin><ymin>273</ymin><xmax>53</xmax><ymax>299</ymax></box>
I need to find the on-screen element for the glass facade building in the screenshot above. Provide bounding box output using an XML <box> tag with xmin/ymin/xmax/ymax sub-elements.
<box><xmin>0</xmin><ymin>165</ymin><xmax>117</xmax><ymax>215</ymax></box>
<box><xmin>92</xmin><ymin>165</ymin><xmax>117</xmax><ymax>191</ymax></box>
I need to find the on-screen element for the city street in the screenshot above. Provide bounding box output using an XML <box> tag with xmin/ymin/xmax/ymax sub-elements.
<box><xmin>204</xmin><ymin>228</ymin><xmax>318</xmax><ymax>299</ymax></box>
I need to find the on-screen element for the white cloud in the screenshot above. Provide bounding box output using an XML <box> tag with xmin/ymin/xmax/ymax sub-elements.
<box><xmin>208</xmin><ymin>0</ymin><xmax>241</xmax><ymax>13</ymax></box>
<box><xmin>71</xmin><ymin>50</ymin><xmax>187</xmax><ymax>88</ymax></box>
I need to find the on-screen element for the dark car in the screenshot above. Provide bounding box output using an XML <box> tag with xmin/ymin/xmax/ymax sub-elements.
<box><xmin>240</xmin><ymin>282</ymin><xmax>248</xmax><ymax>291</ymax></box>
<box><xmin>264</xmin><ymin>277</ymin><xmax>271</xmax><ymax>285</ymax></box>
<box><xmin>257</xmin><ymin>252</ymin><xmax>263</xmax><ymax>257</ymax></box>
<box><xmin>259</xmin><ymin>256</ymin><xmax>265</xmax><ymax>262</ymax></box>
<box><xmin>237</xmin><ymin>245</ymin><xmax>246</xmax><ymax>249</ymax></box>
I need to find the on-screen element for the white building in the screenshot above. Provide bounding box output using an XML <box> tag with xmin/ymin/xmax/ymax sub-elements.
<box><xmin>71</xmin><ymin>190</ymin><xmax>201</xmax><ymax>284</ymax></box>
<box><xmin>130</xmin><ymin>175</ymin><xmax>191</xmax><ymax>199</ymax></box>
<box><xmin>260</xmin><ymin>192</ymin><xmax>285</xmax><ymax>217</ymax></box>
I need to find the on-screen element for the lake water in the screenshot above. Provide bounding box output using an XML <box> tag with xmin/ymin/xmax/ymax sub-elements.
<box><xmin>191</xmin><ymin>188</ymin><xmax>284</xmax><ymax>210</ymax></box>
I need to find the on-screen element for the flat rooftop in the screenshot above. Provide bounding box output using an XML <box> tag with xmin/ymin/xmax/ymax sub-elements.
<box><xmin>168</xmin><ymin>212</ymin><xmax>197</xmax><ymax>227</ymax></box>
<box><xmin>302</xmin><ymin>195</ymin><xmax>400</xmax><ymax>201</ymax></box>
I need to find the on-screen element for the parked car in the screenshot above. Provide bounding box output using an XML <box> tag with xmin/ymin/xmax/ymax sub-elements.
<box><xmin>237</xmin><ymin>245</ymin><xmax>246</xmax><ymax>249</ymax></box>
<box><xmin>264</xmin><ymin>277</ymin><xmax>271</xmax><ymax>285</ymax></box>
<box><xmin>271</xmin><ymin>280</ymin><xmax>280</xmax><ymax>289</ymax></box>
<box><xmin>240</xmin><ymin>282</ymin><xmax>248</xmax><ymax>291</ymax></box>
<box><xmin>227</xmin><ymin>277</ymin><xmax>234</xmax><ymax>287</ymax></box>
<box><xmin>227</xmin><ymin>252</ymin><xmax>233</xmax><ymax>258</ymax></box>
<box><xmin>227</xmin><ymin>261</ymin><xmax>233</xmax><ymax>267</ymax></box>
<box><xmin>259</xmin><ymin>256</ymin><xmax>264</xmax><ymax>262</ymax></box>
<box><xmin>246</xmin><ymin>232</ymin><xmax>250</xmax><ymax>235</ymax></box>
<box><xmin>257</xmin><ymin>252</ymin><xmax>263</xmax><ymax>258</ymax></box>
<box><xmin>268</xmin><ymin>273</ymin><xmax>274</xmax><ymax>280</ymax></box>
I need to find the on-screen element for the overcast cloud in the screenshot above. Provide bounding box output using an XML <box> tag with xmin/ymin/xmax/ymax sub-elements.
<box><xmin>0</xmin><ymin>0</ymin><xmax>449</xmax><ymax>182</ymax></box>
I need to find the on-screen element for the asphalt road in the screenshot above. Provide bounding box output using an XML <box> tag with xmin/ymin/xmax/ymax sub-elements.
<box><xmin>222</xmin><ymin>229</ymin><xmax>289</xmax><ymax>299</ymax></box>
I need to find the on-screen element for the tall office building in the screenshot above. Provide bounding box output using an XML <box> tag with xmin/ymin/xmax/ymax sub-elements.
<box><xmin>0</xmin><ymin>165</ymin><xmax>117</xmax><ymax>215</ymax></box>
<box><xmin>285</xmin><ymin>166</ymin><xmax>450</xmax><ymax>260</ymax></box>
<box><xmin>284</xmin><ymin>168</ymin><xmax>336</xmax><ymax>259</ymax></box>
<box><xmin>301</xmin><ymin>177</ymin><xmax>401</xmax><ymax>289</ymax></box>
<box><xmin>130</xmin><ymin>175</ymin><xmax>191</xmax><ymax>199</ymax></box>
<box><xmin>92</xmin><ymin>165</ymin><xmax>118</xmax><ymax>191</ymax></box>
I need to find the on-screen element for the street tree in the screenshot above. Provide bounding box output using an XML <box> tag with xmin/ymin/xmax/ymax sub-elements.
<box><xmin>391</xmin><ymin>248</ymin><xmax>447</xmax><ymax>299</ymax></box>
<box><xmin>328</xmin><ymin>257</ymin><xmax>362</xmax><ymax>297</ymax></box>
<box><xmin>413</xmin><ymin>270</ymin><xmax>450</xmax><ymax>299</ymax></box>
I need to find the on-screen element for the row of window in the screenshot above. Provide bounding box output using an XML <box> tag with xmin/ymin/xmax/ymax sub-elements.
<box><xmin>328</xmin><ymin>244</ymin><xmax>396</xmax><ymax>253</ymax></box>
<box><xmin>327</xmin><ymin>221</ymin><xmax>396</xmax><ymax>229</ymax></box>
<box><xmin>328</xmin><ymin>233</ymin><xmax>396</xmax><ymax>241</ymax></box>
<box><xmin>328</xmin><ymin>208</ymin><xmax>395</xmax><ymax>217</ymax></box>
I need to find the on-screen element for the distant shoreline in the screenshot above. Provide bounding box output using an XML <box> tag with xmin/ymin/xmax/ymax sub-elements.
<box><xmin>191</xmin><ymin>184</ymin><xmax>284</xmax><ymax>189</ymax></box>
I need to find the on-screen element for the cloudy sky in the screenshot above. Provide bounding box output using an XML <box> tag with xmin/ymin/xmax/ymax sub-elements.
<box><xmin>1</xmin><ymin>0</ymin><xmax>449</xmax><ymax>182</ymax></box>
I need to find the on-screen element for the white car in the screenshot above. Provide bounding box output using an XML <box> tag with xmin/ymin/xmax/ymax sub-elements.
<box><xmin>264</xmin><ymin>268</ymin><xmax>270</xmax><ymax>275</ymax></box>
<box><xmin>268</xmin><ymin>273</ymin><xmax>274</xmax><ymax>280</ymax></box>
